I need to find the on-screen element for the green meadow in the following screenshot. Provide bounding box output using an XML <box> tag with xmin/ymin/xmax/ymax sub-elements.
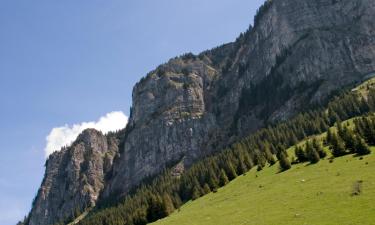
<box><xmin>153</xmin><ymin>148</ymin><xmax>375</xmax><ymax>225</ymax></box>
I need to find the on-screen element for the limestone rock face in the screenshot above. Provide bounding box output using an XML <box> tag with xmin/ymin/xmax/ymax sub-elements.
<box><xmin>104</xmin><ymin>0</ymin><xmax>375</xmax><ymax>197</ymax></box>
<box><xmin>27</xmin><ymin>129</ymin><xmax>119</xmax><ymax>225</ymax></box>
<box><xmin>27</xmin><ymin>0</ymin><xmax>375</xmax><ymax>224</ymax></box>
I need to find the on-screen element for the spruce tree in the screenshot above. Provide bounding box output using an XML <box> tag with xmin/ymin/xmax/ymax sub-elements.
<box><xmin>147</xmin><ymin>195</ymin><xmax>166</xmax><ymax>222</ymax></box>
<box><xmin>355</xmin><ymin>135</ymin><xmax>371</xmax><ymax>155</ymax></box>
<box><xmin>191</xmin><ymin>179</ymin><xmax>203</xmax><ymax>200</ymax></box>
<box><xmin>162</xmin><ymin>194</ymin><xmax>175</xmax><ymax>216</ymax></box>
<box><xmin>219</xmin><ymin>169</ymin><xmax>229</xmax><ymax>187</ymax></box>
<box><xmin>330</xmin><ymin>132</ymin><xmax>347</xmax><ymax>157</ymax></box>
<box><xmin>326</xmin><ymin>128</ymin><xmax>333</xmax><ymax>145</ymax></box>
<box><xmin>203</xmin><ymin>183</ymin><xmax>211</xmax><ymax>194</ymax></box>
<box><xmin>225</xmin><ymin>162</ymin><xmax>238</xmax><ymax>180</ymax></box>
<box><xmin>294</xmin><ymin>145</ymin><xmax>307</xmax><ymax>163</ymax></box>
<box><xmin>276</xmin><ymin>147</ymin><xmax>291</xmax><ymax>171</ymax></box>
<box><xmin>341</xmin><ymin>127</ymin><xmax>357</xmax><ymax>153</ymax></box>
<box><xmin>312</xmin><ymin>138</ymin><xmax>326</xmax><ymax>158</ymax></box>
<box><xmin>305</xmin><ymin>141</ymin><xmax>320</xmax><ymax>164</ymax></box>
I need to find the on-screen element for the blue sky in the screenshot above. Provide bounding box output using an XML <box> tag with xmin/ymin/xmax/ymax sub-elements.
<box><xmin>0</xmin><ymin>0</ymin><xmax>265</xmax><ymax>224</ymax></box>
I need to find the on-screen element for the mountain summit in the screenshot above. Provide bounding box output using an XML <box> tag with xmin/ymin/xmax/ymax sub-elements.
<box><xmin>26</xmin><ymin>0</ymin><xmax>375</xmax><ymax>224</ymax></box>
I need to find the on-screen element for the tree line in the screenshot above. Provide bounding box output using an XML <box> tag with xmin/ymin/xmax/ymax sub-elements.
<box><xmin>70</xmin><ymin>87</ymin><xmax>375</xmax><ymax>225</ymax></box>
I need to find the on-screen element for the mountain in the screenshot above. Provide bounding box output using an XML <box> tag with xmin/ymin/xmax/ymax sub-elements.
<box><xmin>25</xmin><ymin>0</ymin><xmax>375</xmax><ymax>224</ymax></box>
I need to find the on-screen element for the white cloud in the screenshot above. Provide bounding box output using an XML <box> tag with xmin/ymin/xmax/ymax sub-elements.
<box><xmin>44</xmin><ymin>111</ymin><xmax>128</xmax><ymax>157</ymax></box>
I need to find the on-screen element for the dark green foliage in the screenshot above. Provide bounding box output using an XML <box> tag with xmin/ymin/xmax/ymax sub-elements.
<box><xmin>219</xmin><ymin>169</ymin><xmax>229</xmax><ymax>186</ymax></box>
<box><xmin>276</xmin><ymin>147</ymin><xmax>291</xmax><ymax>171</ymax></box>
<box><xmin>77</xmin><ymin>84</ymin><xmax>374</xmax><ymax>225</ymax></box>
<box><xmin>305</xmin><ymin>141</ymin><xmax>320</xmax><ymax>164</ymax></box>
<box><xmin>354</xmin><ymin>116</ymin><xmax>375</xmax><ymax>145</ymax></box>
<box><xmin>147</xmin><ymin>195</ymin><xmax>167</xmax><ymax>222</ymax></box>
<box><xmin>162</xmin><ymin>194</ymin><xmax>175</xmax><ymax>216</ymax></box>
<box><xmin>312</xmin><ymin>138</ymin><xmax>327</xmax><ymax>159</ymax></box>
<box><xmin>338</xmin><ymin>124</ymin><xmax>357</xmax><ymax>153</ymax></box>
<box><xmin>294</xmin><ymin>145</ymin><xmax>308</xmax><ymax>163</ymax></box>
<box><xmin>328</xmin><ymin>131</ymin><xmax>347</xmax><ymax>157</ymax></box>
<box><xmin>355</xmin><ymin>135</ymin><xmax>371</xmax><ymax>156</ymax></box>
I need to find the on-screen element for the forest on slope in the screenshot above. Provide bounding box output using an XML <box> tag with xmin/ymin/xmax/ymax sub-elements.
<box><xmin>71</xmin><ymin>78</ymin><xmax>375</xmax><ymax>225</ymax></box>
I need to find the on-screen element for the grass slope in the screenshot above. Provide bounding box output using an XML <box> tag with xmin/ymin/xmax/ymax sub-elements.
<box><xmin>152</xmin><ymin>149</ymin><xmax>375</xmax><ymax>225</ymax></box>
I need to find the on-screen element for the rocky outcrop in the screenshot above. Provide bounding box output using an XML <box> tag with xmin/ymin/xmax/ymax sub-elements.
<box><xmin>103</xmin><ymin>0</ymin><xmax>375</xmax><ymax>198</ymax></box>
<box><xmin>27</xmin><ymin>129</ymin><xmax>120</xmax><ymax>225</ymax></box>
<box><xmin>27</xmin><ymin>0</ymin><xmax>375</xmax><ymax>224</ymax></box>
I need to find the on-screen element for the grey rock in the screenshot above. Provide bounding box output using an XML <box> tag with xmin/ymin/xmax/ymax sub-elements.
<box><xmin>27</xmin><ymin>129</ymin><xmax>119</xmax><ymax>225</ymax></box>
<box><xmin>27</xmin><ymin>0</ymin><xmax>375</xmax><ymax>224</ymax></box>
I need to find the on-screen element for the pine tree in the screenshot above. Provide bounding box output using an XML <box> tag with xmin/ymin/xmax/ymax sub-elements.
<box><xmin>294</xmin><ymin>145</ymin><xmax>308</xmax><ymax>163</ymax></box>
<box><xmin>312</xmin><ymin>138</ymin><xmax>326</xmax><ymax>158</ymax></box>
<box><xmin>191</xmin><ymin>179</ymin><xmax>203</xmax><ymax>200</ymax></box>
<box><xmin>326</xmin><ymin>128</ymin><xmax>333</xmax><ymax>145</ymax></box>
<box><xmin>219</xmin><ymin>169</ymin><xmax>229</xmax><ymax>186</ymax></box>
<box><xmin>355</xmin><ymin>135</ymin><xmax>371</xmax><ymax>155</ymax></box>
<box><xmin>264</xmin><ymin>144</ymin><xmax>276</xmax><ymax>165</ymax></box>
<box><xmin>147</xmin><ymin>195</ymin><xmax>166</xmax><ymax>222</ymax></box>
<box><xmin>191</xmin><ymin>185</ymin><xmax>202</xmax><ymax>200</ymax></box>
<box><xmin>203</xmin><ymin>183</ymin><xmax>211</xmax><ymax>194</ymax></box>
<box><xmin>305</xmin><ymin>141</ymin><xmax>320</xmax><ymax>164</ymax></box>
<box><xmin>207</xmin><ymin>169</ymin><xmax>219</xmax><ymax>191</ymax></box>
<box><xmin>276</xmin><ymin>147</ymin><xmax>291</xmax><ymax>171</ymax></box>
<box><xmin>341</xmin><ymin>127</ymin><xmax>357</xmax><ymax>153</ymax></box>
<box><xmin>162</xmin><ymin>194</ymin><xmax>175</xmax><ymax>216</ymax></box>
<box><xmin>225</xmin><ymin>161</ymin><xmax>238</xmax><ymax>180</ymax></box>
<box><xmin>329</xmin><ymin>132</ymin><xmax>347</xmax><ymax>157</ymax></box>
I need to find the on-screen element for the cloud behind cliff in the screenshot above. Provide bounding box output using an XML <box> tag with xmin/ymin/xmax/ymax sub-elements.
<box><xmin>44</xmin><ymin>111</ymin><xmax>128</xmax><ymax>157</ymax></box>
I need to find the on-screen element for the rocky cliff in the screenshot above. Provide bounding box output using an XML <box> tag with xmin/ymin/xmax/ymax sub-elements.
<box><xmin>26</xmin><ymin>0</ymin><xmax>375</xmax><ymax>224</ymax></box>
<box><xmin>27</xmin><ymin>129</ymin><xmax>120</xmax><ymax>225</ymax></box>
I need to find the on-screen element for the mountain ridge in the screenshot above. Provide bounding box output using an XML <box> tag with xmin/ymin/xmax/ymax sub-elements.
<box><xmin>25</xmin><ymin>0</ymin><xmax>375</xmax><ymax>224</ymax></box>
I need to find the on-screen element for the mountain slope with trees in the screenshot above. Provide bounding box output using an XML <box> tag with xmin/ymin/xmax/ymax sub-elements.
<box><xmin>24</xmin><ymin>0</ymin><xmax>375</xmax><ymax>224</ymax></box>
<box><xmin>73</xmin><ymin>78</ymin><xmax>375</xmax><ymax>225</ymax></box>
<box><xmin>151</xmin><ymin>146</ymin><xmax>375</xmax><ymax>225</ymax></box>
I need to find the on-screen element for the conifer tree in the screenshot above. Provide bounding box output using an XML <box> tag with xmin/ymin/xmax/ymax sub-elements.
<box><xmin>203</xmin><ymin>183</ymin><xmax>211</xmax><ymax>194</ymax></box>
<box><xmin>219</xmin><ymin>169</ymin><xmax>229</xmax><ymax>186</ymax></box>
<box><xmin>340</xmin><ymin>126</ymin><xmax>357</xmax><ymax>153</ymax></box>
<box><xmin>329</xmin><ymin>132</ymin><xmax>347</xmax><ymax>157</ymax></box>
<box><xmin>162</xmin><ymin>194</ymin><xmax>175</xmax><ymax>216</ymax></box>
<box><xmin>355</xmin><ymin>135</ymin><xmax>371</xmax><ymax>155</ymax></box>
<box><xmin>191</xmin><ymin>179</ymin><xmax>203</xmax><ymax>200</ymax></box>
<box><xmin>264</xmin><ymin>144</ymin><xmax>276</xmax><ymax>165</ymax></box>
<box><xmin>225</xmin><ymin>161</ymin><xmax>238</xmax><ymax>180</ymax></box>
<box><xmin>305</xmin><ymin>141</ymin><xmax>320</xmax><ymax>164</ymax></box>
<box><xmin>147</xmin><ymin>195</ymin><xmax>166</xmax><ymax>222</ymax></box>
<box><xmin>294</xmin><ymin>145</ymin><xmax>308</xmax><ymax>163</ymax></box>
<box><xmin>276</xmin><ymin>146</ymin><xmax>291</xmax><ymax>171</ymax></box>
<box><xmin>326</xmin><ymin>128</ymin><xmax>333</xmax><ymax>145</ymax></box>
<box><xmin>312</xmin><ymin>138</ymin><xmax>326</xmax><ymax>158</ymax></box>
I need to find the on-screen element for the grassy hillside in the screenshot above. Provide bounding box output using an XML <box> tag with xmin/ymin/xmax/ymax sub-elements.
<box><xmin>152</xmin><ymin>149</ymin><xmax>375</xmax><ymax>225</ymax></box>
<box><xmin>75</xmin><ymin>77</ymin><xmax>375</xmax><ymax>225</ymax></box>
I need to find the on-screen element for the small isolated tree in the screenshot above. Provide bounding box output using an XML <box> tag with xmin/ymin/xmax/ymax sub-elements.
<box><xmin>355</xmin><ymin>135</ymin><xmax>371</xmax><ymax>155</ymax></box>
<box><xmin>277</xmin><ymin>146</ymin><xmax>291</xmax><ymax>171</ymax></box>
